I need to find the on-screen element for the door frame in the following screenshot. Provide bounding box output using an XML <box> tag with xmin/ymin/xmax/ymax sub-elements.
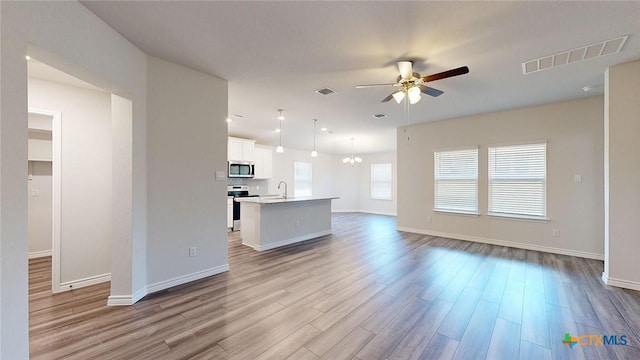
<box><xmin>28</xmin><ymin>108</ymin><xmax>63</xmax><ymax>293</ymax></box>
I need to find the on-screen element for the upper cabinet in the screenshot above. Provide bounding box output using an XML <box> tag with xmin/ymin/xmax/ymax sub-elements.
<box><xmin>228</xmin><ymin>137</ymin><xmax>255</xmax><ymax>162</ymax></box>
<box><xmin>253</xmin><ymin>148</ymin><xmax>273</xmax><ymax>179</ymax></box>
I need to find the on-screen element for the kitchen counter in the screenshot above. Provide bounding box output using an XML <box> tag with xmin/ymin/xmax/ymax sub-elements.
<box><xmin>234</xmin><ymin>196</ymin><xmax>339</xmax><ymax>204</ymax></box>
<box><xmin>236</xmin><ymin>196</ymin><xmax>339</xmax><ymax>251</ymax></box>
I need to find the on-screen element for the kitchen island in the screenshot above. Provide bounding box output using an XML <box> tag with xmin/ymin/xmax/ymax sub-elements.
<box><xmin>234</xmin><ymin>196</ymin><xmax>339</xmax><ymax>251</ymax></box>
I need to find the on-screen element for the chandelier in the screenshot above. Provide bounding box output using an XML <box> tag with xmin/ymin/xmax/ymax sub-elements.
<box><xmin>342</xmin><ymin>138</ymin><xmax>362</xmax><ymax>166</ymax></box>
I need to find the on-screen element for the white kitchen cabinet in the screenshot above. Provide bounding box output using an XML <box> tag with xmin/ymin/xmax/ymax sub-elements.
<box><xmin>253</xmin><ymin>148</ymin><xmax>273</xmax><ymax>179</ymax></box>
<box><xmin>228</xmin><ymin>137</ymin><xmax>255</xmax><ymax>161</ymax></box>
<box><xmin>227</xmin><ymin>197</ymin><xmax>234</xmax><ymax>228</ymax></box>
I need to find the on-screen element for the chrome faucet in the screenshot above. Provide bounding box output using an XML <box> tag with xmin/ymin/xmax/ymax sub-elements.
<box><xmin>277</xmin><ymin>181</ymin><xmax>288</xmax><ymax>199</ymax></box>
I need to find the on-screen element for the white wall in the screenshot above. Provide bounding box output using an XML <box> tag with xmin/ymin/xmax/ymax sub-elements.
<box><xmin>146</xmin><ymin>56</ymin><xmax>229</xmax><ymax>287</ymax></box>
<box><xmin>28</xmin><ymin>77</ymin><xmax>113</xmax><ymax>286</ymax></box>
<box><xmin>397</xmin><ymin>96</ymin><xmax>604</xmax><ymax>259</ymax></box>
<box><xmin>604</xmin><ymin>60</ymin><xmax>640</xmax><ymax>290</ymax></box>
<box><xmin>1</xmin><ymin>2</ymin><xmax>148</xmax><ymax>356</ymax></box>
<box><xmin>332</xmin><ymin>151</ymin><xmax>397</xmax><ymax>216</ymax></box>
<box><xmin>266</xmin><ymin>145</ymin><xmax>334</xmax><ymax>198</ymax></box>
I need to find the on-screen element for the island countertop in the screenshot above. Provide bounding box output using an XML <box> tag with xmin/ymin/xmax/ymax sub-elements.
<box><xmin>234</xmin><ymin>196</ymin><xmax>339</xmax><ymax>205</ymax></box>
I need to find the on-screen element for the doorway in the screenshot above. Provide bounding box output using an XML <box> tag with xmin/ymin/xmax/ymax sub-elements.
<box><xmin>27</xmin><ymin>58</ymin><xmax>114</xmax><ymax>294</ymax></box>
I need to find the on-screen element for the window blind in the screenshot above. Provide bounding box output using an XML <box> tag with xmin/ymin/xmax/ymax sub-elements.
<box><xmin>488</xmin><ymin>143</ymin><xmax>546</xmax><ymax>219</ymax></box>
<box><xmin>371</xmin><ymin>163</ymin><xmax>392</xmax><ymax>200</ymax></box>
<box><xmin>293</xmin><ymin>162</ymin><xmax>312</xmax><ymax>197</ymax></box>
<box><xmin>434</xmin><ymin>148</ymin><xmax>478</xmax><ymax>214</ymax></box>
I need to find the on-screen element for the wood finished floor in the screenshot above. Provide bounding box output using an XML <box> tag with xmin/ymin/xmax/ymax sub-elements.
<box><xmin>30</xmin><ymin>213</ymin><xmax>640</xmax><ymax>359</ymax></box>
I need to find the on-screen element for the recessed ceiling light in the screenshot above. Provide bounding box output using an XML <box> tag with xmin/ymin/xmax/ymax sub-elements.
<box><xmin>234</xmin><ymin>114</ymin><xmax>244</xmax><ymax>118</ymax></box>
<box><xmin>25</xmin><ymin>55</ymin><xmax>31</xmax><ymax>60</ymax></box>
<box><xmin>321</xmin><ymin>127</ymin><xmax>328</xmax><ymax>132</ymax></box>
<box><xmin>372</xmin><ymin>113</ymin><xmax>388</xmax><ymax>119</ymax></box>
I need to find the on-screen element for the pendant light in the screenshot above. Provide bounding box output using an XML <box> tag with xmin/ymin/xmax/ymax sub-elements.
<box><xmin>276</xmin><ymin>109</ymin><xmax>284</xmax><ymax>153</ymax></box>
<box><xmin>342</xmin><ymin>138</ymin><xmax>362</xmax><ymax>166</ymax></box>
<box><xmin>311</xmin><ymin>119</ymin><xmax>318</xmax><ymax>157</ymax></box>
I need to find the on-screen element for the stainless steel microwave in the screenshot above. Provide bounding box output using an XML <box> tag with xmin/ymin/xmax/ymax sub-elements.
<box><xmin>228</xmin><ymin>160</ymin><xmax>255</xmax><ymax>178</ymax></box>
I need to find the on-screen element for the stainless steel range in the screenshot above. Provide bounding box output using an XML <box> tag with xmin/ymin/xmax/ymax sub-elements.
<box><xmin>227</xmin><ymin>185</ymin><xmax>259</xmax><ymax>231</ymax></box>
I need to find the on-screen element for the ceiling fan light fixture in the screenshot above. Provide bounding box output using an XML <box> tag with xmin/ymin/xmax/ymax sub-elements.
<box><xmin>392</xmin><ymin>91</ymin><xmax>405</xmax><ymax>104</ymax></box>
<box><xmin>408</xmin><ymin>86</ymin><xmax>421</xmax><ymax>104</ymax></box>
<box><xmin>311</xmin><ymin>150</ymin><xmax>318</xmax><ymax>157</ymax></box>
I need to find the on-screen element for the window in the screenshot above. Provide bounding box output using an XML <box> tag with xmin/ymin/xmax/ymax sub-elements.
<box><xmin>293</xmin><ymin>162</ymin><xmax>312</xmax><ymax>197</ymax></box>
<box><xmin>488</xmin><ymin>143</ymin><xmax>546</xmax><ymax>219</ymax></box>
<box><xmin>434</xmin><ymin>148</ymin><xmax>478</xmax><ymax>214</ymax></box>
<box><xmin>371</xmin><ymin>163</ymin><xmax>392</xmax><ymax>200</ymax></box>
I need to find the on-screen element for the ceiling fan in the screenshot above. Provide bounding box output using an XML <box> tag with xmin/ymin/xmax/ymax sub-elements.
<box><xmin>356</xmin><ymin>61</ymin><xmax>469</xmax><ymax>104</ymax></box>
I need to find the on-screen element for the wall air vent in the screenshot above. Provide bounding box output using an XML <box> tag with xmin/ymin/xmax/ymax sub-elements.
<box><xmin>315</xmin><ymin>87</ymin><xmax>336</xmax><ymax>95</ymax></box>
<box><xmin>372</xmin><ymin>113</ymin><xmax>388</xmax><ymax>119</ymax></box>
<box><xmin>522</xmin><ymin>35</ymin><xmax>629</xmax><ymax>74</ymax></box>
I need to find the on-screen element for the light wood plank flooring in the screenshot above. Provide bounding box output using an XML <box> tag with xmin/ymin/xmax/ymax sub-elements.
<box><xmin>30</xmin><ymin>213</ymin><xmax>640</xmax><ymax>359</ymax></box>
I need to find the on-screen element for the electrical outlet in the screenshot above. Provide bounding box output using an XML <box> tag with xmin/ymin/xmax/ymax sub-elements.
<box><xmin>552</xmin><ymin>229</ymin><xmax>559</xmax><ymax>237</ymax></box>
<box><xmin>426</xmin><ymin>216</ymin><xmax>432</xmax><ymax>223</ymax></box>
<box><xmin>189</xmin><ymin>246</ymin><xmax>197</xmax><ymax>257</ymax></box>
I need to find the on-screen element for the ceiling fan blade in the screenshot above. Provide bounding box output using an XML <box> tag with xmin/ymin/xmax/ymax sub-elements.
<box><xmin>420</xmin><ymin>86</ymin><xmax>444</xmax><ymax>97</ymax></box>
<box><xmin>381</xmin><ymin>93</ymin><xmax>395</xmax><ymax>103</ymax></box>
<box><xmin>356</xmin><ymin>83</ymin><xmax>397</xmax><ymax>88</ymax></box>
<box><xmin>398</xmin><ymin>61</ymin><xmax>413</xmax><ymax>79</ymax></box>
<box><xmin>422</xmin><ymin>66</ymin><xmax>469</xmax><ymax>83</ymax></box>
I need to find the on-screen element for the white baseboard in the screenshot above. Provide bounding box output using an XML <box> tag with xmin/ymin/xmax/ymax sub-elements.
<box><xmin>107</xmin><ymin>294</ymin><xmax>134</xmax><ymax>306</ymax></box>
<box><xmin>332</xmin><ymin>209</ymin><xmax>397</xmax><ymax>216</ymax></box>
<box><xmin>253</xmin><ymin>230</ymin><xmax>332</xmax><ymax>252</ymax></box>
<box><xmin>57</xmin><ymin>273</ymin><xmax>111</xmax><ymax>293</ymax></box>
<box><xmin>602</xmin><ymin>272</ymin><xmax>640</xmax><ymax>291</ymax></box>
<box><xmin>107</xmin><ymin>286</ymin><xmax>150</xmax><ymax>306</ymax></box>
<box><xmin>360</xmin><ymin>210</ymin><xmax>397</xmax><ymax>216</ymax></box>
<box><xmin>28</xmin><ymin>250</ymin><xmax>52</xmax><ymax>259</ymax></box>
<box><xmin>107</xmin><ymin>264</ymin><xmax>230</xmax><ymax>306</ymax></box>
<box><xmin>146</xmin><ymin>264</ymin><xmax>229</xmax><ymax>294</ymax></box>
<box><xmin>397</xmin><ymin>226</ymin><xmax>604</xmax><ymax>261</ymax></box>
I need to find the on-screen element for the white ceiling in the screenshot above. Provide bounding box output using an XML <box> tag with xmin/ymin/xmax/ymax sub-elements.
<box><xmin>79</xmin><ymin>1</ymin><xmax>640</xmax><ymax>155</ymax></box>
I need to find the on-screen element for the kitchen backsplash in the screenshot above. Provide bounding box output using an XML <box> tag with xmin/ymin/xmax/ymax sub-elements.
<box><xmin>228</xmin><ymin>178</ymin><xmax>270</xmax><ymax>195</ymax></box>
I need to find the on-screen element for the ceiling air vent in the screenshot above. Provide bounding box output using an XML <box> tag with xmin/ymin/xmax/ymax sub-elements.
<box><xmin>372</xmin><ymin>113</ymin><xmax>388</xmax><ymax>119</ymax></box>
<box><xmin>315</xmin><ymin>87</ymin><xmax>336</xmax><ymax>95</ymax></box>
<box><xmin>522</xmin><ymin>35</ymin><xmax>629</xmax><ymax>74</ymax></box>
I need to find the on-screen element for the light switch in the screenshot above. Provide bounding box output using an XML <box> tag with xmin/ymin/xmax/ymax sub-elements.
<box><xmin>32</xmin><ymin>189</ymin><xmax>39</xmax><ymax>197</ymax></box>
<box><xmin>574</xmin><ymin>174</ymin><xmax>582</xmax><ymax>183</ymax></box>
<box><xmin>215</xmin><ymin>170</ymin><xmax>226</xmax><ymax>181</ymax></box>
